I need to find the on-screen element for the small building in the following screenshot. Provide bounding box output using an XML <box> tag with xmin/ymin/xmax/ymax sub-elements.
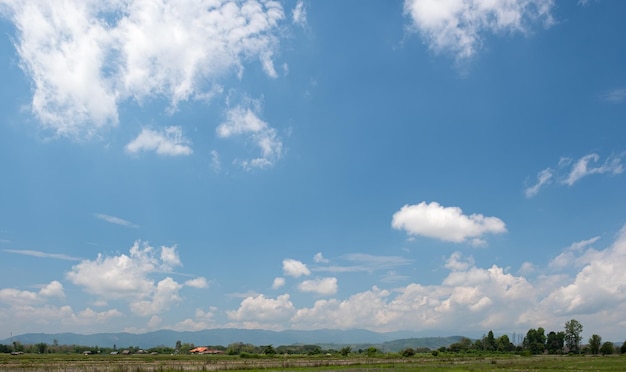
<box><xmin>190</xmin><ymin>347</ymin><xmax>224</xmax><ymax>355</ymax></box>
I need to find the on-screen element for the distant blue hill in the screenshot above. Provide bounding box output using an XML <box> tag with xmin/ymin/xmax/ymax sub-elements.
<box><xmin>0</xmin><ymin>329</ymin><xmax>462</xmax><ymax>351</ymax></box>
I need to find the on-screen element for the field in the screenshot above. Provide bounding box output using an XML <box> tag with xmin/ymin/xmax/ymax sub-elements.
<box><xmin>0</xmin><ymin>353</ymin><xmax>625</xmax><ymax>372</ymax></box>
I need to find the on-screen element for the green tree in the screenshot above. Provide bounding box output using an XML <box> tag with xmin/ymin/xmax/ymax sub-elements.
<box><xmin>262</xmin><ymin>345</ymin><xmax>276</xmax><ymax>355</ymax></box>
<box><xmin>484</xmin><ymin>331</ymin><xmax>496</xmax><ymax>351</ymax></box>
<box><xmin>340</xmin><ymin>346</ymin><xmax>352</xmax><ymax>356</ymax></box>
<box><xmin>523</xmin><ymin>328</ymin><xmax>546</xmax><ymax>354</ymax></box>
<box><xmin>600</xmin><ymin>342</ymin><xmax>614</xmax><ymax>355</ymax></box>
<box><xmin>448</xmin><ymin>337</ymin><xmax>472</xmax><ymax>352</ymax></box>
<box><xmin>546</xmin><ymin>331</ymin><xmax>565</xmax><ymax>354</ymax></box>
<box><xmin>307</xmin><ymin>345</ymin><xmax>322</xmax><ymax>355</ymax></box>
<box><xmin>564</xmin><ymin>319</ymin><xmax>583</xmax><ymax>353</ymax></box>
<box><xmin>496</xmin><ymin>334</ymin><xmax>514</xmax><ymax>352</ymax></box>
<box><xmin>588</xmin><ymin>334</ymin><xmax>601</xmax><ymax>355</ymax></box>
<box><xmin>621</xmin><ymin>341</ymin><xmax>626</xmax><ymax>354</ymax></box>
<box><xmin>366</xmin><ymin>346</ymin><xmax>378</xmax><ymax>357</ymax></box>
<box><xmin>35</xmin><ymin>342</ymin><xmax>48</xmax><ymax>354</ymax></box>
<box><xmin>400</xmin><ymin>348</ymin><xmax>414</xmax><ymax>357</ymax></box>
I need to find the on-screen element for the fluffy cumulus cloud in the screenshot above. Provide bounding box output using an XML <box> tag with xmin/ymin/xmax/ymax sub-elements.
<box><xmin>542</xmin><ymin>228</ymin><xmax>626</xmax><ymax>317</ymax></box>
<box><xmin>1</xmin><ymin>0</ymin><xmax>286</xmax><ymax>138</ymax></box>
<box><xmin>0</xmin><ymin>280</ymin><xmax>64</xmax><ymax>306</ymax></box>
<box><xmin>216</xmin><ymin>100</ymin><xmax>283</xmax><ymax>170</ymax></box>
<box><xmin>272</xmin><ymin>277</ymin><xmax>286</xmax><ymax>289</ymax></box>
<box><xmin>224</xmin><ymin>225</ymin><xmax>626</xmax><ymax>338</ymax></box>
<box><xmin>227</xmin><ymin>294</ymin><xmax>296</xmax><ymax>329</ymax></box>
<box><xmin>65</xmin><ymin>240</ymin><xmax>197</xmax><ymax>316</ymax></box>
<box><xmin>404</xmin><ymin>0</ymin><xmax>554</xmax><ymax>60</ymax></box>
<box><xmin>125</xmin><ymin>127</ymin><xmax>193</xmax><ymax>156</ymax></box>
<box><xmin>0</xmin><ymin>280</ymin><xmax>124</xmax><ymax>333</ymax></box>
<box><xmin>298</xmin><ymin>277</ymin><xmax>338</xmax><ymax>295</ymax></box>
<box><xmin>282</xmin><ymin>258</ymin><xmax>311</xmax><ymax>277</ymax></box>
<box><xmin>391</xmin><ymin>201</ymin><xmax>506</xmax><ymax>243</ymax></box>
<box><xmin>184</xmin><ymin>277</ymin><xmax>209</xmax><ymax>289</ymax></box>
<box><xmin>525</xmin><ymin>153</ymin><xmax>624</xmax><ymax>197</ymax></box>
<box><xmin>175</xmin><ymin>307</ymin><xmax>219</xmax><ymax>331</ymax></box>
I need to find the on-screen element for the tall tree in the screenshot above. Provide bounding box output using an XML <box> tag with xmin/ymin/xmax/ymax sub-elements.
<box><xmin>496</xmin><ymin>334</ymin><xmax>514</xmax><ymax>352</ymax></box>
<box><xmin>564</xmin><ymin>319</ymin><xmax>583</xmax><ymax>353</ymax></box>
<box><xmin>523</xmin><ymin>327</ymin><xmax>546</xmax><ymax>354</ymax></box>
<box><xmin>546</xmin><ymin>331</ymin><xmax>565</xmax><ymax>354</ymax></box>
<box><xmin>484</xmin><ymin>331</ymin><xmax>497</xmax><ymax>351</ymax></box>
<box><xmin>588</xmin><ymin>334</ymin><xmax>601</xmax><ymax>355</ymax></box>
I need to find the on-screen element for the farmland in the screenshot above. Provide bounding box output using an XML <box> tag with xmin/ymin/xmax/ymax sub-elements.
<box><xmin>1</xmin><ymin>353</ymin><xmax>624</xmax><ymax>371</ymax></box>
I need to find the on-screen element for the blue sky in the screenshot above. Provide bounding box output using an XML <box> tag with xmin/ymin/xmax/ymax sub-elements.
<box><xmin>1</xmin><ymin>0</ymin><xmax>626</xmax><ymax>341</ymax></box>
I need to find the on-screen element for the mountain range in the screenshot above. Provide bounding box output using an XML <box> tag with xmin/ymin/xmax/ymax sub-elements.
<box><xmin>0</xmin><ymin>329</ymin><xmax>463</xmax><ymax>352</ymax></box>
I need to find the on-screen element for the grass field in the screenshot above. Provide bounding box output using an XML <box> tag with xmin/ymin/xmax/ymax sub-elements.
<box><xmin>0</xmin><ymin>353</ymin><xmax>624</xmax><ymax>371</ymax></box>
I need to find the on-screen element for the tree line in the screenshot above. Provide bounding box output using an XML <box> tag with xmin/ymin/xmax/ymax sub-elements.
<box><xmin>443</xmin><ymin>319</ymin><xmax>624</xmax><ymax>356</ymax></box>
<box><xmin>2</xmin><ymin>319</ymin><xmax>625</xmax><ymax>356</ymax></box>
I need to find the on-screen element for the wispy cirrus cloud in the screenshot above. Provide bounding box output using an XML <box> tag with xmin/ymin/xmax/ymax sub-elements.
<box><xmin>313</xmin><ymin>253</ymin><xmax>413</xmax><ymax>274</ymax></box>
<box><xmin>525</xmin><ymin>153</ymin><xmax>625</xmax><ymax>197</ymax></box>
<box><xmin>4</xmin><ymin>249</ymin><xmax>82</xmax><ymax>261</ymax></box>
<box><xmin>292</xmin><ymin>1</ymin><xmax>307</xmax><ymax>27</ymax></box>
<box><xmin>600</xmin><ymin>88</ymin><xmax>626</xmax><ymax>104</ymax></box>
<box><xmin>94</xmin><ymin>213</ymin><xmax>139</xmax><ymax>228</ymax></box>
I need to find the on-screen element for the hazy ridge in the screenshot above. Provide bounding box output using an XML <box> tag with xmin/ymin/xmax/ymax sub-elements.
<box><xmin>0</xmin><ymin>329</ymin><xmax>463</xmax><ymax>352</ymax></box>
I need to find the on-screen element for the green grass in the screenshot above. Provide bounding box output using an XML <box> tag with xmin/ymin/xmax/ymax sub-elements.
<box><xmin>0</xmin><ymin>353</ymin><xmax>624</xmax><ymax>371</ymax></box>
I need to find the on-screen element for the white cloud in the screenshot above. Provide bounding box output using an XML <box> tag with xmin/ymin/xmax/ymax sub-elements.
<box><xmin>292</xmin><ymin>1</ymin><xmax>307</xmax><ymax>26</ymax></box>
<box><xmin>160</xmin><ymin>245</ymin><xmax>182</xmax><ymax>271</ymax></box>
<box><xmin>563</xmin><ymin>153</ymin><xmax>624</xmax><ymax>186</ymax></box>
<box><xmin>313</xmin><ymin>252</ymin><xmax>329</xmax><ymax>264</ymax></box>
<box><xmin>403</xmin><ymin>0</ymin><xmax>554</xmax><ymax>60</ymax></box>
<box><xmin>525</xmin><ymin>168</ymin><xmax>553</xmax><ymax>198</ymax></box>
<box><xmin>94</xmin><ymin>213</ymin><xmax>139</xmax><ymax>228</ymax></box>
<box><xmin>39</xmin><ymin>281</ymin><xmax>65</xmax><ymax>298</ymax></box>
<box><xmin>130</xmin><ymin>277</ymin><xmax>183</xmax><ymax>316</ymax></box>
<box><xmin>185</xmin><ymin>277</ymin><xmax>209</xmax><ymax>289</ymax></box>
<box><xmin>282</xmin><ymin>258</ymin><xmax>311</xmax><ymax>277</ymax></box>
<box><xmin>313</xmin><ymin>253</ymin><xmax>413</xmax><ymax>274</ymax></box>
<box><xmin>75</xmin><ymin>307</ymin><xmax>123</xmax><ymax>324</ymax></box>
<box><xmin>3</xmin><ymin>249</ymin><xmax>81</xmax><ymax>261</ymax></box>
<box><xmin>272</xmin><ymin>277</ymin><xmax>286</xmax><ymax>289</ymax></box>
<box><xmin>174</xmin><ymin>307</ymin><xmax>218</xmax><ymax>331</ymax></box>
<box><xmin>444</xmin><ymin>251</ymin><xmax>475</xmax><ymax>271</ymax></box>
<box><xmin>526</xmin><ymin>153</ymin><xmax>625</xmax><ymax>196</ymax></box>
<box><xmin>601</xmin><ymin>88</ymin><xmax>626</xmax><ymax>103</ymax></box>
<box><xmin>125</xmin><ymin>126</ymin><xmax>193</xmax><ymax>156</ymax></box>
<box><xmin>298</xmin><ymin>277</ymin><xmax>338</xmax><ymax>295</ymax></box>
<box><xmin>0</xmin><ymin>280</ymin><xmax>65</xmax><ymax>307</ymax></box>
<box><xmin>147</xmin><ymin>315</ymin><xmax>162</xmax><ymax>329</ymax></box>
<box><xmin>391</xmin><ymin>201</ymin><xmax>507</xmax><ymax>243</ymax></box>
<box><xmin>66</xmin><ymin>240</ymin><xmax>188</xmax><ymax>316</ymax></box>
<box><xmin>227</xmin><ymin>294</ymin><xmax>296</xmax><ymax>328</ymax></box>
<box><xmin>550</xmin><ymin>236</ymin><xmax>601</xmax><ymax>270</ymax></box>
<box><xmin>0</xmin><ymin>304</ymin><xmax>123</xmax><ymax>334</ymax></box>
<box><xmin>2</xmin><ymin>0</ymin><xmax>286</xmax><ymax>138</ymax></box>
<box><xmin>542</xmin><ymin>227</ymin><xmax>626</xmax><ymax>316</ymax></box>
<box><xmin>210</xmin><ymin>150</ymin><xmax>221</xmax><ymax>172</ymax></box>
<box><xmin>518</xmin><ymin>261</ymin><xmax>535</xmax><ymax>275</ymax></box>
<box><xmin>216</xmin><ymin>101</ymin><xmax>283</xmax><ymax>170</ymax></box>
